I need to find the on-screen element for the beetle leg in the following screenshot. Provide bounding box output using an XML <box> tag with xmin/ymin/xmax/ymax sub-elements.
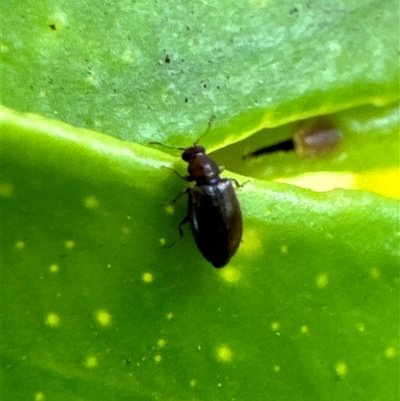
<box><xmin>161</xmin><ymin>166</ymin><xmax>189</xmax><ymax>180</ymax></box>
<box><xmin>219</xmin><ymin>165</ymin><xmax>225</xmax><ymax>174</ymax></box>
<box><xmin>178</xmin><ymin>215</ymin><xmax>190</xmax><ymax>237</ymax></box>
<box><xmin>167</xmin><ymin>215</ymin><xmax>190</xmax><ymax>248</ymax></box>
<box><xmin>170</xmin><ymin>188</ymin><xmax>190</xmax><ymax>204</ymax></box>
<box><xmin>231</xmin><ymin>178</ymin><xmax>251</xmax><ymax>188</ymax></box>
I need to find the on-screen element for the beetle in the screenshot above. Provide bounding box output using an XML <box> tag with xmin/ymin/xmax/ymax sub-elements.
<box><xmin>243</xmin><ymin>118</ymin><xmax>341</xmax><ymax>160</ymax></box>
<box><xmin>151</xmin><ymin>142</ymin><xmax>243</xmax><ymax>268</ymax></box>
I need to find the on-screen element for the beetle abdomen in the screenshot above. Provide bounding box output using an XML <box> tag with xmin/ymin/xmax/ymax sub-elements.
<box><xmin>188</xmin><ymin>179</ymin><xmax>243</xmax><ymax>268</ymax></box>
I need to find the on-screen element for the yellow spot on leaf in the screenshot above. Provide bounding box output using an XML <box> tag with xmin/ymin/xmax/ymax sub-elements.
<box><xmin>216</xmin><ymin>345</ymin><xmax>233</xmax><ymax>362</ymax></box>
<box><xmin>154</xmin><ymin>354</ymin><xmax>162</xmax><ymax>363</ymax></box>
<box><xmin>64</xmin><ymin>240</ymin><xmax>75</xmax><ymax>249</ymax></box>
<box><xmin>241</xmin><ymin>228</ymin><xmax>262</xmax><ymax>255</ymax></box>
<box><xmin>280</xmin><ymin>245</ymin><xmax>289</xmax><ymax>254</ymax></box>
<box><xmin>166</xmin><ymin>312</ymin><xmax>174</xmax><ymax>319</ymax></box>
<box><xmin>159</xmin><ymin>237</ymin><xmax>167</xmax><ymax>246</ymax></box>
<box><xmin>49</xmin><ymin>264</ymin><xmax>60</xmax><ymax>273</ymax></box>
<box><xmin>357</xmin><ymin>323</ymin><xmax>366</xmax><ymax>332</ymax></box>
<box><xmin>142</xmin><ymin>272</ymin><xmax>154</xmax><ymax>283</ymax></box>
<box><xmin>316</xmin><ymin>273</ymin><xmax>328</xmax><ymax>288</ymax></box>
<box><xmin>35</xmin><ymin>392</ymin><xmax>46</xmax><ymax>401</ymax></box>
<box><xmin>300</xmin><ymin>325</ymin><xmax>309</xmax><ymax>334</ymax></box>
<box><xmin>45</xmin><ymin>313</ymin><xmax>60</xmax><ymax>327</ymax></box>
<box><xmin>157</xmin><ymin>339</ymin><xmax>166</xmax><ymax>348</ymax></box>
<box><xmin>83</xmin><ymin>196</ymin><xmax>99</xmax><ymax>209</ymax></box>
<box><xmin>85</xmin><ymin>355</ymin><xmax>98</xmax><ymax>368</ymax></box>
<box><xmin>335</xmin><ymin>362</ymin><xmax>348</xmax><ymax>378</ymax></box>
<box><xmin>15</xmin><ymin>240</ymin><xmax>25</xmax><ymax>249</ymax></box>
<box><xmin>273</xmin><ymin>365</ymin><xmax>280</xmax><ymax>372</ymax></box>
<box><xmin>385</xmin><ymin>347</ymin><xmax>398</xmax><ymax>358</ymax></box>
<box><xmin>189</xmin><ymin>379</ymin><xmax>197</xmax><ymax>387</ymax></box>
<box><xmin>220</xmin><ymin>266</ymin><xmax>241</xmax><ymax>283</ymax></box>
<box><xmin>96</xmin><ymin>310</ymin><xmax>112</xmax><ymax>326</ymax></box>
<box><xmin>271</xmin><ymin>321</ymin><xmax>281</xmax><ymax>333</ymax></box>
<box><xmin>165</xmin><ymin>205</ymin><xmax>175</xmax><ymax>215</ymax></box>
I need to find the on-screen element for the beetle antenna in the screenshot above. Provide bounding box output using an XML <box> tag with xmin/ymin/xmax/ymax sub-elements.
<box><xmin>149</xmin><ymin>141</ymin><xmax>186</xmax><ymax>151</ymax></box>
<box><xmin>193</xmin><ymin>114</ymin><xmax>216</xmax><ymax>145</ymax></box>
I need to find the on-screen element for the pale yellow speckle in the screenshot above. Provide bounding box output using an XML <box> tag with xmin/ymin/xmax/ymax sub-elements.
<box><xmin>241</xmin><ymin>228</ymin><xmax>262</xmax><ymax>255</ymax></box>
<box><xmin>271</xmin><ymin>321</ymin><xmax>281</xmax><ymax>333</ymax></box>
<box><xmin>316</xmin><ymin>273</ymin><xmax>329</xmax><ymax>288</ymax></box>
<box><xmin>122</xmin><ymin>49</ymin><xmax>134</xmax><ymax>63</ymax></box>
<box><xmin>49</xmin><ymin>264</ymin><xmax>60</xmax><ymax>273</ymax></box>
<box><xmin>96</xmin><ymin>310</ymin><xmax>112</xmax><ymax>326</ymax></box>
<box><xmin>1</xmin><ymin>43</ymin><xmax>10</xmax><ymax>54</ymax></box>
<box><xmin>165</xmin><ymin>204</ymin><xmax>175</xmax><ymax>215</ymax></box>
<box><xmin>300</xmin><ymin>325</ymin><xmax>309</xmax><ymax>334</ymax></box>
<box><xmin>216</xmin><ymin>345</ymin><xmax>233</xmax><ymax>362</ymax></box>
<box><xmin>85</xmin><ymin>355</ymin><xmax>98</xmax><ymax>368</ymax></box>
<box><xmin>121</xmin><ymin>226</ymin><xmax>130</xmax><ymax>235</ymax></box>
<box><xmin>142</xmin><ymin>272</ymin><xmax>154</xmax><ymax>283</ymax></box>
<box><xmin>280</xmin><ymin>245</ymin><xmax>289</xmax><ymax>254</ymax></box>
<box><xmin>273</xmin><ymin>365</ymin><xmax>280</xmax><ymax>372</ymax></box>
<box><xmin>157</xmin><ymin>339</ymin><xmax>166</xmax><ymax>348</ymax></box>
<box><xmin>0</xmin><ymin>182</ymin><xmax>14</xmax><ymax>197</ymax></box>
<box><xmin>220</xmin><ymin>266</ymin><xmax>241</xmax><ymax>283</ymax></box>
<box><xmin>64</xmin><ymin>240</ymin><xmax>75</xmax><ymax>249</ymax></box>
<box><xmin>83</xmin><ymin>196</ymin><xmax>99</xmax><ymax>209</ymax></box>
<box><xmin>357</xmin><ymin>323</ymin><xmax>366</xmax><ymax>332</ymax></box>
<box><xmin>189</xmin><ymin>379</ymin><xmax>197</xmax><ymax>387</ymax></box>
<box><xmin>166</xmin><ymin>312</ymin><xmax>174</xmax><ymax>319</ymax></box>
<box><xmin>159</xmin><ymin>237</ymin><xmax>167</xmax><ymax>246</ymax></box>
<box><xmin>335</xmin><ymin>362</ymin><xmax>348</xmax><ymax>378</ymax></box>
<box><xmin>385</xmin><ymin>347</ymin><xmax>398</xmax><ymax>358</ymax></box>
<box><xmin>48</xmin><ymin>10</ymin><xmax>69</xmax><ymax>28</ymax></box>
<box><xmin>35</xmin><ymin>392</ymin><xmax>46</xmax><ymax>401</ymax></box>
<box><xmin>15</xmin><ymin>240</ymin><xmax>25</xmax><ymax>249</ymax></box>
<box><xmin>276</xmin><ymin>172</ymin><xmax>356</xmax><ymax>192</ymax></box>
<box><xmin>45</xmin><ymin>313</ymin><xmax>60</xmax><ymax>327</ymax></box>
<box><xmin>85</xmin><ymin>75</ymin><xmax>100</xmax><ymax>87</ymax></box>
<box><xmin>154</xmin><ymin>354</ymin><xmax>162</xmax><ymax>363</ymax></box>
<box><xmin>370</xmin><ymin>267</ymin><xmax>380</xmax><ymax>279</ymax></box>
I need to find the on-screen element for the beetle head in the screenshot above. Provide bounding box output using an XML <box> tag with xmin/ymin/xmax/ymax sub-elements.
<box><xmin>181</xmin><ymin>145</ymin><xmax>206</xmax><ymax>161</ymax></box>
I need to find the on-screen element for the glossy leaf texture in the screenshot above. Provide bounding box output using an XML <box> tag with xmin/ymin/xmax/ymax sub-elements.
<box><xmin>213</xmin><ymin>101</ymin><xmax>400</xmax><ymax>197</ymax></box>
<box><xmin>2</xmin><ymin>0</ymin><xmax>400</xmax><ymax>400</ymax></box>
<box><xmin>1</xmin><ymin>0</ymin><xmax>398</xmax><ymax>148</ymax></box>
<box><xmin>1</xmin><ymin>107</ymin><xmax>399</xmax><ymax>401</ymax></box>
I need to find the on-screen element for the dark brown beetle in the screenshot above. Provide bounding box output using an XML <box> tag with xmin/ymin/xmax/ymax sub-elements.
<box><xmin>151</xmin><ymin>142</ymin><xmax>243</xmax><ymax>268</ymax></box>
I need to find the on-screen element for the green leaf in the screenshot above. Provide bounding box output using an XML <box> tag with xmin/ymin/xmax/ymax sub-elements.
<box><xmin>214</xmin><ymin>101</ymin><xmax>400</xmax><ymax>180</ymax></box>
<box><xmin>2</xmin><ymin>0</ymin><xmax>398</xmax><ymax>147</ymax></box>
<box><xmin>2</xmin><ymin>106</ymin><xmax>399</xmax><ymax>400</ymax></box>
<box><xmin>2</xmin><ymin>0</ymin><xmax>399</xmax><ymax>400</ymax></box>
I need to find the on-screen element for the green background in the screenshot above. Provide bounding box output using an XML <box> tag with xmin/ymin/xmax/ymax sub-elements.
<box><xmin>1</xmin><ymin>1</ymin><xmax>399</xmax><ymax>400</ymax></box>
